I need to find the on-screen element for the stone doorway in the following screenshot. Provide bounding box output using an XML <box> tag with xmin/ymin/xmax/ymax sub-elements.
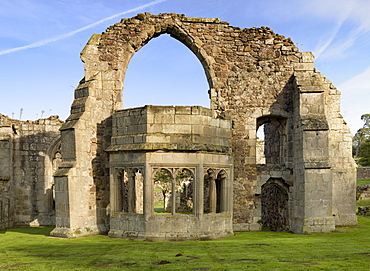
<box><xmin>261</xmin><ymin>178</ymin><xmax>289</xmax><ymax>232</ymax></box>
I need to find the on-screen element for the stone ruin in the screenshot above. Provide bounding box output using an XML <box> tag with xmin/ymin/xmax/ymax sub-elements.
<box><xmin>0</xmin><ymin>114</ymin><xmax>62</xmax><ymax>230</ymax></box>
<box><xmin>0</xmin><ymin>13</ymin><xmax>357</xmax><ymax>239</ymax></box>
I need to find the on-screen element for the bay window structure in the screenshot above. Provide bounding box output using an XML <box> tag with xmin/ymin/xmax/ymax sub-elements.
<box><xmin>107</xmin><ymin>106</ymin><xmax>233</xmax><ymax>240</ymax></box>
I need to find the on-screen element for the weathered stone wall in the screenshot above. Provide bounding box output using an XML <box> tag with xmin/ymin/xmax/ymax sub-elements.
<box><xmin>357</xmin><ymin>167</ymin><xmax>370</xmax><ymax>179</ymax></box>
<box><xmin>108</xmin><ymin>105</ymin><xmax>231</xmax><ymax>153</ymax></box>
<box><xmin>357</xmin><ymin>184</ymin><xmax>370</xmax><ymax>201</ymax></box>
<box><xmin>51</xmin><ymin>13</ymin><xmax>356</xmax><ymax>236</ymax></box>
<box><xmin>0</xmin><ymin>114</ymin><xmax>62</xmax><ymax>229</ymax></box>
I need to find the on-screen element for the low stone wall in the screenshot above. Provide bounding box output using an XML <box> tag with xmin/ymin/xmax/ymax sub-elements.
<box><xmin>357</xmin><ymin>167</ymin><xmax>370</xmax><ymax>179</ymax></box>
<box><xmin>357</xmin><ymin>184</ymin><xmax>370</xmax><ymax>201</ymax></box>
<box><xmin>358</xmin><ymin>206</ymin><xmax>370</xmax><ymax>216</ymax></box>
<box><xmin>109</xmin><ymin>212</ymin><xmax>233</xmax><ymax>241</ymax></box>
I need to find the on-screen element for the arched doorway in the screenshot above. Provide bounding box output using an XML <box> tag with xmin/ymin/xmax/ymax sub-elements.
<box><xmin>261</xmin><ymin>178</ymin><xmax>289</xmax><ymax>232</ymax></box>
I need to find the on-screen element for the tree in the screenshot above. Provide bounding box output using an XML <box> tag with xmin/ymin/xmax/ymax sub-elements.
<box><xmin>359</xmin><ymin>140</ymin><xmax>370</xmax><ymax>166</ymax></box>
<box><xmin>353</xmin><ymin>128</ymin><xmax>370</xmax><ymax>158</ymax></box>
<box><xmin>353</xmin><ymin>114</ymin><xmax>370</xmax><ymax>164</ymax></box>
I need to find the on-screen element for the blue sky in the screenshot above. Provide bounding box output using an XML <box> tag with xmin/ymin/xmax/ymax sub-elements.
<box><xmin>0</xmin><ymin>0</ymin><xmax>369</xmax><ymax>134</ymax></box>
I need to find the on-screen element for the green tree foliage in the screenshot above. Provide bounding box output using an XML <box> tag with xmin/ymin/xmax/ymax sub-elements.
<box><xmin>359</xmin><ymin>140</ymin><xmax>370</xmax><ymax>166</ymax></box>
<box><xmin>354</xmin><ymin>114</ymin><xmax>370</xmax><ymax>165</ymax></box>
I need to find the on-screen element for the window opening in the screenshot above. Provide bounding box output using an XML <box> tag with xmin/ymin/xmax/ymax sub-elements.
<box><xmin>175</xmin><ymin>168</ymin><xmax>194</xmax><ymax>214</ymax></box>
<box><xmin>117</xmin><ymin>170</ymin><xmax>129</xmax><ymax>213</ymax></box>
<box><xmin>153</xmin><ymin>168</ymin><xmax>173</xmax><ymax>213</ymax></box>
<box><xmin>256</xmin><ymin>117</ymin><xmax>287</xmax><ymax>165</ymax></box>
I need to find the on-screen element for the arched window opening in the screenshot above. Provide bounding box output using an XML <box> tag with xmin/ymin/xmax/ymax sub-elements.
<box><xmin>256</xmin><ymin>117</ymin><xmax>287</xmax><ymax>165</ymax></box>
<box><xmin>175</xmin><ymin>168</ymin><xmax>194</xmax><ymax>214</ymax></box>
<box><xmin>123</xmin><ymin>34</ymin><xmax>210</xmax><ymax>109</ymax></box>
<box><xmin>153</xmin><ymin>168</ymin><xmax>173</xmax><ymax>213</ymax></box>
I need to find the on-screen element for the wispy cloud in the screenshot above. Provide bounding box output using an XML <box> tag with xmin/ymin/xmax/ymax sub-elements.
<box><xmin>312</xmin><ymin>1</ymin><xmax>355</xmax><ymax>59</ymax></box>
<box><xmin>339</xmin><ymin>65</ymin><xmax>370</xmax><ymax>94</ymax></box>
<box><xmin>339</xmin><ymin>64</ymin><xmax>370</xmax><ymax>132</ymax></box>
<box><xmin>0</xmin><ymin>0</ymin><xmax>167</xmax><ymax>56</ymax></box>
<box><xmin>307</xmin><ymin>0</ymin><xmax>370</xmax><ymax>60</ymax></box>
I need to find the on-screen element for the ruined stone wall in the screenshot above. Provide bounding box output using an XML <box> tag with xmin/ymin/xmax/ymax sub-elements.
<box><xmin>0</xmin><ymin>114</ymin><xmax>62</xmax><ymax>229</ymax></box>
<box><xmin>0</xmin><ymin>116</ymin><xmax>13</xmax><ymax>230</ymax></box>
<box><xmin>58</xmin><ymin>13</ymin><xmax>301</xmax><ymax>233</ymax></box>
<box><xmin>52</xmin><ymin>13</ymin><xmax>356</xmax><ymax>236</ymax></box>
<box><xmin>357</xmin><ymin>167</ymin><xmax>370</xmax><ymax>179</ymax></box>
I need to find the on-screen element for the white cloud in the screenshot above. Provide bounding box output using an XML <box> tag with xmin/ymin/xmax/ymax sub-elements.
<box><xmin>305</xmin><ymin>0</ymin><xmax>370</xmax><ymax>61</ymax></box>
<box><xmin>0</xmin><ymin>0</ymin><xmax>167</xmax><ymax>56</ymax></box>
<box><xmin>313</xmin><ymin>18</ymin><xmax>348</xmax><ymax>59</ymax></box>
<box><xmin>339</xmin><ymin>65</ymin><xmax>370</xmax><ymax>133</ymax></box>
<box><xmin>339</xmin><ymin>65</ymin><xmax>370</xmax><ymax>94</ymax></box>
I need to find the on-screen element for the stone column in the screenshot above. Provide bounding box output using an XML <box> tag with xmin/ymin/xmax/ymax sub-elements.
<box><xmin>143</xmin><ymin>164</ymin><xmax>152</xmax><ymax>221</ymax></box>
<box><xmin>209</xmin><ymin>176</ymin><xmax>217</xmax><ymax>213</ymax></box>
<box><xmin>135</xmin><ymin>170</ymin><xmax>144</xmax><ymax>214</ymax></box>
<box><xmin>194</xmin><ymin>165</ymin><xmax>203</xmax><ymax>217</ymax></box>
<box><xmin>292</xmin><ymin>57</ymin><xmax>335</xmax><ymax>233</ymax></box>
<box><xmin>109</xmin><ymin>168</ymin><xmax>118</xmax><ymax>213</ymax></box>
<box><xmin>127</xmin><ymin>169</ymin><xmax>136</xmax><ymax>214</ymax></box>
<box><xmin>171</xmin><ymin>179</ymin><xmax>176</xmax><ymax>215</ymax></box>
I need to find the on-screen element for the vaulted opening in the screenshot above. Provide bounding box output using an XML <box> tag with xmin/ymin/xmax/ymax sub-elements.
<box><xmin>123</xmin><ymin>34</ymin><xmax>210</xmax><ymax>109</ymax></box>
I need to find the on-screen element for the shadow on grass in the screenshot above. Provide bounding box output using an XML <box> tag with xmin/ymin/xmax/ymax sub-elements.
<box><xmin>6</xmin><ymin>226</ymin><xmax>54</xmax><ymax>236</ymax></box>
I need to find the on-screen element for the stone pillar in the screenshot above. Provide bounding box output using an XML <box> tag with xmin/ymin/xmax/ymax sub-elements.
<box><xmin>209</xmin><ymin>177</ymin><xmax>217</xmax><ymax>213</ymax></box>
<box><xmin>171</xmin><ymin>180</ymin><xmax>176</xmax><ymax>215</ymax></box>
<box><xmin>135</xmin><ymin>171</ymin><xmax>144</xmax><ymax>214</ymax></box>
<box><xmin>127</xmin><ymin>169</ymin><xmax>136</xmax><ymax>214</ymax></box>
<box><xmin>292</xmin><ymin>58</ymin><xmax>335</xmax><ymax>233</ymax></box>
<box><xmin>194</xmin><ymin>165</ymin><xmax>204</xmax><ymax>217</ymax></box>
<box><xmin>220</xmin><ymin>171</ymin><xmax>228</xmax><ymax>213</ymax></box>
<box><xmin>144</xmin><ymin>164</ymin><xmax>152</xmax><ymax>221</ymax></box>
<box><xmin>109</xmin><ymin>168</ymin><xmax>118</xmax><ymax>213</ymax></box>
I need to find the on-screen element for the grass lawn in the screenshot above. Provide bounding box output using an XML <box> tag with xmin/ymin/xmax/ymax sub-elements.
<box><xmin>1</xmin><ymin>216</ymin><xmax>370</xmax><ymax>270</ymax></box>
<box><xmin>357</xmin><ymin>179</ymin><xmax>370</xmax><ymax>186</ymax></box>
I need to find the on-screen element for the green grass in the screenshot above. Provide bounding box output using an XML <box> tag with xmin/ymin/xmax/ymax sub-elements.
<box><xmin>357</xmin><ymin>178</ymin><xmax>370</xmax><ymax>186</ymax></box>
<box><xmin>1</xmin><ymin>218</ymin><xmax>370</xmax><ymax>270</ymax></box>
<box><xmin>154</xmin><ymin>200</ymin><xmax>165</xmax><ymax>213</ymax></box>
<box><xmin>357</xmin><ymin>199</ymin><xmax>370</xmax><ymax>208</ymax></box>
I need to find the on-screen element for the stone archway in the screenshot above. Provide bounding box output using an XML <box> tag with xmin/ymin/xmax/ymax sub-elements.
<box><xmin>51</xmin><ymin>13</ymin><xmax>357</xmax><ymax>238</ymax></box>
<box><xmin>261</xmin><ymin>178</ymin><xmax>289</xmax><ymax>232</ymax></box>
